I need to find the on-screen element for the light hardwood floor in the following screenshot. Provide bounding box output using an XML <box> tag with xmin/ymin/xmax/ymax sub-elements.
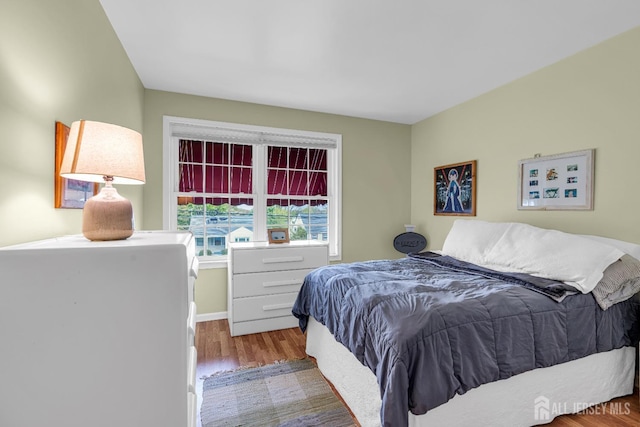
<box><xmin>195</xmin><ymin>319</ymin><xmax>640</xmax><ymax>427</ymax></box>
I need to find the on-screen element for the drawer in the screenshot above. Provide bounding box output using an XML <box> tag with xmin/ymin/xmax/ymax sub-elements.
<box><xmin>190</xmin><ymin>256</ymin><xmax>199</xmax><ymax>279</ymax></box>
<box><xmin>187</xmin><ymin>346</ymin><xmax>197</xmax><ymax>393</ymax></box>
<box><xmin>232</xmin><ymin>245</ymin><xmax>327</xmax><ymax>274</ymax></box>
<box><xmin>188</xmin><ymin>276</ymin><xmax>195</xmax><ymax>305</ymax></box>
<box><xmin>187</xmin><ymin>392</ymin><xmax>197</xmax><ymax>427</ymax></box>
<box><xmin>233</xmin><ymin>292</ymin><xmax>299</xmax><ymax>322</ymax></box>
<box><xmin>188</xmin><ymin>257</ymin><xmax>198</xmax><ymax>304</ymax></box>
<box><xmin>187</xmin><ymin>301</ymin><xmax>197</xmax><ymax>346</ymax></box>
<box><xmin>186</xmin><ymin>234</ymin><xmax>196</xmax><ymax>267</ymax></box>
<box><xmin>233</xmin><ymin>269</ymin><xmax>314</xmax><ymax>298</ymax></box>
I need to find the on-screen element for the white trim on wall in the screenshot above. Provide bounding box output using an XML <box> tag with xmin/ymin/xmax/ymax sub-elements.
<box><xmin>196</xmin><ymin>311</ymin><xmax>228</xmax><ymax>323</ymax></box>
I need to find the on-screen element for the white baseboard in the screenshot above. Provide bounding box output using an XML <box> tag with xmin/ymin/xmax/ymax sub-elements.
<box><xmin>196</xmin><ymin>311</ymin><xmax>228</xmax><ymax>323</ymax></box>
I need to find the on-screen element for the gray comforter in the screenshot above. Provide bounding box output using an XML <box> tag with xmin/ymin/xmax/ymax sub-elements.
<box><xmin>291</xmin><ymin>252</ymin><xmax>640</xmax><ymax>427</ymax></box>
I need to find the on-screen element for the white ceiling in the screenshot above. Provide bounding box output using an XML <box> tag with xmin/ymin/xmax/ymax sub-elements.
<box><xmin>99</xmin><ymin>0</ymin><xmax>640</xmax><ymax>125</ymax></box>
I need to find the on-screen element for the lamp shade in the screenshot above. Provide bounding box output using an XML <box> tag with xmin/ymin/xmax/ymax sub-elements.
<box><xmin>60</xmin><ymin>120</ymin><xmax>145</xmax><ymax>184</ymax></box>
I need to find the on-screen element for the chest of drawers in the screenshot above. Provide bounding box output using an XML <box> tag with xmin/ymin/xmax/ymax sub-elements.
<box><xmin>0</xmin><ymin>231</ymin><xmax>198</xmax><ymax>427</ymax></box>
<box><xmin>227</xmin><ymin>241</ymin><xmax>328</xmax><ymax>336</ymax></box>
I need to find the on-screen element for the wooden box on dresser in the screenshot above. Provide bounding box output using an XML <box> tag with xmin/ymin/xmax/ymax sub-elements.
<box><xmin>0</xmin><ymin>231</ymin><xmax>198</xmax><ymax>427</ymax></box>
<box><xmin>227</xmin><ymin>240</ymin><xmax>329</xmax><ymax>336</ymax></box>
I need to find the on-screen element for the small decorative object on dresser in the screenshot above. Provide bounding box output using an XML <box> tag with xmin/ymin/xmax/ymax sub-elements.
<box><xmin>227</xmin><ymin>240</ymin><xmax>328</xmax><ymax>336</ymax></box>
<box><xmin>267</xmin><ymin>227</ymin><xmax>290</xmax><ymax>243</ymax></box>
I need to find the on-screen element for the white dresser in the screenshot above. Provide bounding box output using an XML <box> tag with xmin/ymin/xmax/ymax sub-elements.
<box><xmin>227</xmin><ymin>240</ymin><xmax>328</xmax><ymax>336</ymax></box>
<box><xmin>0</xmin><ymin>231</ymin><xmax>198</xmax><ymax>427</ymax></box>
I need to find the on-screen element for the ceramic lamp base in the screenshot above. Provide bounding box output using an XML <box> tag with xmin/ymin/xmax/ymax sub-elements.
<box><xmin>82</xmin><ymin>184</ymin><xmax>133</xmax><ymax>241</ymax></box>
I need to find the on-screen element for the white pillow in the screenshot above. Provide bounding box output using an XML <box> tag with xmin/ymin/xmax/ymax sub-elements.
<box><xmin>483</xmin><ymin>223</ymin><xmax>624</xmax><ymax>293</ymax></box>
<box><xmin>441</xmin><ymin>220</ymin><xmax>510</xmax><ymax>266</ymax></box>
<box><xmin>580</xmin><ymin>234</ymin><xmax>640</xmax><ymax>262</ymax></box>
<box><xmin>442</xmin><ymin>220</ymin><xmax>624</xmax><ymax>294</ymax></box>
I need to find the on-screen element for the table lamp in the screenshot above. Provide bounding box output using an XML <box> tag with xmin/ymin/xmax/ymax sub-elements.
<box><xmin>60</xmin><ymin>120</ymin><xmax>145</xmax><ymax>241</ymax></box>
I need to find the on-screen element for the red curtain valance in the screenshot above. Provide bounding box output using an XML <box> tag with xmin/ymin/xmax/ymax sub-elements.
<box><xmin>178</xmin><ymin>140</ymin><xmax>328</xmax><ymax>205</ymax></box>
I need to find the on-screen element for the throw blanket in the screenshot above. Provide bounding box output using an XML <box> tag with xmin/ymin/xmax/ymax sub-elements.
<box><xmin>292</xmin><ymin>253</ymin><xmax>640</xmax><ymax>427</ymax></box>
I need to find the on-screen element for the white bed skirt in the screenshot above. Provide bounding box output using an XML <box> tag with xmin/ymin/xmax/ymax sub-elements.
<box><xmin>305</xmin><ymin>316</ymin><xmax>635</xmax><ymax>427</ymax></box>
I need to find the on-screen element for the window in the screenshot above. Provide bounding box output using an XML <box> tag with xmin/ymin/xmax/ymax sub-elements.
<box><xmin>163</xmin><ymin>116</ymin><xmax>341</xmax><ymax>267</ymax></box>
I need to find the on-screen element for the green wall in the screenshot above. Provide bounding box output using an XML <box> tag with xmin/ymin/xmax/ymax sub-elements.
<box><xmin>143</xmin><ymin>90</ymin><xmax>412</xmax><ymax>315</ymax></box>
<box><xmin>412</xmin><ymin>27</ymin><xmax>640</xmax><ymax>250</ymax></box>
<box><xmin>0</xmin><ymin>0</ymin><xmax>145</xmax><ymax>246</ymax></box>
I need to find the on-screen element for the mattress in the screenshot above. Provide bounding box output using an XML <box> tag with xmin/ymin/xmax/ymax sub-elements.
<box><xmin>306</xmin><ymin>316</ymin><xmax>635</xmax><ymax>427</ymax></box>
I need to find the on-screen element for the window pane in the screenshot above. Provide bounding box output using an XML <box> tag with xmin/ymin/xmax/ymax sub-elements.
<box><xmin>200</xmin><ymin>200</ymin><xmax>226</xmax><ymax>256</ymax></box>
<box><xmin>289</xmin><ymin>147</ymin><xmax>308</xmax><ymax>169</ymax></box>
<box><xmin>230</xmin><ymin>166</ymin><xmax>252</xmax><ymax>193</ymax></box>
<box><xmin>309</xmin><ymin>171</ymin><xmax>327</xmax><ymax>196</ymax></box>
<box><xmin>206</xmin><ymin>142</ymin><xmax>228</xmax><ymax>164</ymax></box>
<box><xmin>309</xmin><ymin>201</ymin><xmax>328</xmax><ymax>241</ymax></box>
<box><xmin>289</xmin><ymin>171</ymin><xmax>308</xmax><ymax>195</ymax></box>
<box><xmin>287</xmin><ymin>201</ymin><xmax>328</xmax><ymax>241</ymax></box>
<box><xmin>177</xmin><ymin>198</ymin><xmax>206</xmax><ymax>255</ymax></box>
<box><xmin>229</xmin><ymin>198</ymin><xmax>254</xmax><ymax>243</ymax></box>
<box><xmin>179</xmin><ymin>140</ymin><xmax>203</xmax><ymax>163</ymax></box>
<box><xmin>266</xmin><ymin>199</ymin><xmax>328</xmax><ymax>241</ymax></box>
<box><xmin>177</xmin><ymin>199</ymin><xmax>199</xmax><ymax>232</ymax></box>
<box><xmin>289</xmin><ymin>202</ymin><xmax>309</xmax><ymax>241</ymax></box>
<box><xmin>268</xmin><ymin>146</ymin><xmax>287</xmax><ymax>168</ymax></box>
<box><xmin>267</xmin><ymin>169</ymin><xmax>288</xmax><ymax>195</ymax></box>
<box><xmin>266</xmin><ymin>200</ymin><xmax>290</xmax><ymax>228</ymax></box>
<box><xmin>309</xmin><ymin>149</ymin><xmax>327</xmax><ymax>171</ymax></box>
<box><xmin>231</xmin><ymin>144</ymin><xmax>252</xmax><ymax>166</ymax></box>
<box><xmin>205</xmin><ymin>165</ymin><xmax>228</xmax><ymax>193</ymax></box>
<box><xmin>179</xmin><ymin>164</ymin><xmax>203</xmax><ymax>192</ymax></box>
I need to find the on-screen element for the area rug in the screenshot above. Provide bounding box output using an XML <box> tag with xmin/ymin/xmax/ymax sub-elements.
<box><xmin>200</xmin><ymin>358</ymin><xmax>357</xmax><ymax>427</ymax></box>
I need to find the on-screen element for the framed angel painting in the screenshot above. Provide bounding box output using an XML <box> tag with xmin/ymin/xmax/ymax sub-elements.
<box><xmin>434</xmin><ymin>160</ymin><xmax>477</xmax><ymax>216</ymax></box>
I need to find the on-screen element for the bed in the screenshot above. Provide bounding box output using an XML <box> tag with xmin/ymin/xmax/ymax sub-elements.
<box><xmin>292</xmin><ymin>220</ymin><xmax>640</xmax><ymax>427</ymax></box>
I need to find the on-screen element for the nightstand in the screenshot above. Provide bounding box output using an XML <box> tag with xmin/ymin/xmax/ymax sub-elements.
<box><xmin>227</xmin><ymin>240</ymin><xmax>329</xmax><ymax>336</ymax></box>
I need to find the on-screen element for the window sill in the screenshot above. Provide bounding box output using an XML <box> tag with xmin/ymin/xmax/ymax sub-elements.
<box><xmin>197</xmin><ymin>258</ymin><xmax>228</xmax><ymax>269</ymax></box>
